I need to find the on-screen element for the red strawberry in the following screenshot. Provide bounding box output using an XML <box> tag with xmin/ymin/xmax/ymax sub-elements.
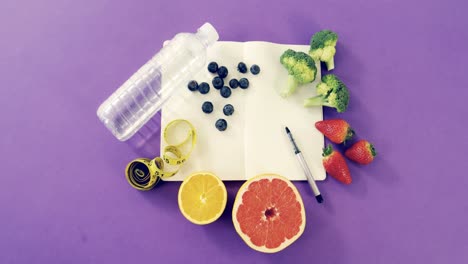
<box><xmin>315</xmin><ymin>119</ymin><xmax>354</xmax><ymax>144</ymax></box>
<box><xmin>345</xmin><ymin>140</ymin><xmax>377</xmax><ymax>165</ymax></box>
<box><xmin>322</xmin><ymin>145</ymin><xmax>352</xmax><ymax>184</ymax></box>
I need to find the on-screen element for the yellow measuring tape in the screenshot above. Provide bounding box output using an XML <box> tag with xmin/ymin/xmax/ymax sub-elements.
<box><xmin>125</xmin><ymin>119</ymin><xmax>197</xmax><ymax>191</ymax></box>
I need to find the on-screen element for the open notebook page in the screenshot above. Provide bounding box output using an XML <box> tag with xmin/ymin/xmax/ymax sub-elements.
<box><xmin>243</xmin><ymin>42</ymin><xmax>325</xmax><ymax>181</ymax></box>
<box><xmin>161</xmin><ymin>41</ymin><xmax>325</xmax><ymax>181</ymax></box>
<box><xmin>161</xmin><ymin>42</ymin><xmax>246</xmax><ymax>181</ymax></box>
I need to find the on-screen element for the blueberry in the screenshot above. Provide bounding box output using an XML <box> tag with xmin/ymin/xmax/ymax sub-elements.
<box><xmin>229</xmin><ymin>78</ymin><xmax>239</xmax><ymax>89</ymax></box>
<box><xmin>239</xmin><ymin>78</ymin><xmax>249</xmax><ymax>89</ymax></box>
<box><xmin>250</xmin><ymin>64</ymin><xmax>260</xmax><ymax>75</ymax></box>
<box><xmin>223</xmin><ymin>104</ymin><xmax>235</xmax><ymax>116</ymax></box>
<box><xmin>199</xmin><ymin>82</ymin><xmax>210</xmax><ymax>94</ymax></box>
<box><xmin>212</xmin><ymin>76</ymin><xmax>224</xmax><ymax>89</ymax></box>
<box><xmin>215</xmin><ymin>119</ymin><xmax>228</xmax><ymax>131</ymax></box>
<box><xmin>220</xmin><ymin>86</ymin><xmax>232</xmax><ymax>98</ymax></box>
<box><xmin>208</xmin><ymin>62</ymin><xmax>218</xmax><ymax>73</ymax></box>
<box><xmin>217</xmin><ymin>66</ymin><xmax>228</xmax><ymax>78</ymax></box>
<box><xmin>237</xmin><ymin>62</ymin><xmax>247</xmax><ymax>73</ymax></box>
<box><xmin>187</xmin><ymin>80</ymin><xmax>198</xmax><ymax>91</ymax></box>
<box><xmin>202</xmin><ymin>101</ymin><xmax>213</xmax><ymax>114</ymax></box>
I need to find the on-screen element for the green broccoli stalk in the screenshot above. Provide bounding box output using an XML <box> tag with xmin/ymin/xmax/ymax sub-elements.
<box><xmin>304</xmin><ymin>74</ymin><xmax>349</xmax><ymax>113</ymax></box>
<box><xmin>309</xmin><ymin>30</ymin><xmax>338</xmax><ymax>71</ymax></box>
<box><xmin>279</xmin><ymin>49</ymin><xmax>317</xmax><ymax>97</ymax></box>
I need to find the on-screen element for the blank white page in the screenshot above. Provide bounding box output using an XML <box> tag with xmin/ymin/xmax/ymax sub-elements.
<box><xmin>243</xmin><ymin>42</ymin><xmax>325</xmax><ymax>181</ymax></box>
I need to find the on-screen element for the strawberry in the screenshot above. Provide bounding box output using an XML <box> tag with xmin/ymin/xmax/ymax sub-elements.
<box><xmin>315</xmin><ymin>119</ymin><xmax>354</xmax><ymax>144</ymax></box>
<box><xmin>322</xmin><ymin>145</ymin><xmax>352</xmax><ymax>184</ymax></box>
<box><xmin>345</xmin><ymin>140</ymin><xmax>377</xmax><ymax>165</ymax></box>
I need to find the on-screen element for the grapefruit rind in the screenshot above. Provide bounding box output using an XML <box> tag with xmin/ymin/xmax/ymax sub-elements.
<box><xmin>178</xmin><ymin>172</ymin><xmax>227</xmax><ymax>225</ymax></box>
<box><xmin>232</xmin><ymin>173</ymin><xmax>306</xmax><ymax>253</ymax></box>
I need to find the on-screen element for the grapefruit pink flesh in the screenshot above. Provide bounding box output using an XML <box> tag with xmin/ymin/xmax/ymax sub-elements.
<box><xmin>232</xmin><ymin>174</ymin><xmax>306</xmax><ymax>253</ymax></box>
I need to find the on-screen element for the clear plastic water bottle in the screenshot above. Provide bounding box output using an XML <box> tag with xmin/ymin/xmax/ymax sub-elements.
<box><xmin>97</xmin><ymin>23</ymin><xmax>218</xmax><ymax>141</ymax></box>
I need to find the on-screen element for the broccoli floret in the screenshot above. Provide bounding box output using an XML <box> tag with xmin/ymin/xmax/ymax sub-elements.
<box><xmin>279</xmin><ymin>49</ymin><xmax>317</xmax><ymax>97</ymax></box>
<box><xmin>309</xmin><ymin>30</ymin><xmax>338</xmax><ymax>71</ymax></box>
<box><xmin>304</xmin><ymin>74</ymin><xmax>349</xmax><ymax>112</ymax></box>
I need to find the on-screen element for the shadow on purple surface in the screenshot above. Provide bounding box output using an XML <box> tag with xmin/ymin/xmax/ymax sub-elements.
<box><xmin>265</xmin><ymin>183</ymin><xmax>345</xmax><ymax>263</ymax></box>
<box><xmin>341</xmin><ymin>95</ymin><xmax>376</xmax><ymax>140</ymax></box>
<box><xmin>138</xmin><ymin>181</ymin><xmax>180</xmax><ymax>213</ymax></box>
<box><xmin>364</xmin><ymin>156</ymin><xmax>399</xmax><ymax>186</ymax></box>
<box><xmin>290</xmin><ymin>206</ymin><xmax>345</xmax><ymax>264</ymax></box>
<box><xmin>334</xmin><ymin>43</ymin><xmax>364</xmax><ymax>87</ymax></box>
<box><xmin>331</xmin><ymin>148</ymin><xmax>399</xmax><ymax>200</ymax></box>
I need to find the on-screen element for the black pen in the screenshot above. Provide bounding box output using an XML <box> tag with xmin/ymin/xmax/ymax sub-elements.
<box><xmin>285</xmin><ymin>127</ymin><xmax>323</xmax><ymax>203</ymax></box>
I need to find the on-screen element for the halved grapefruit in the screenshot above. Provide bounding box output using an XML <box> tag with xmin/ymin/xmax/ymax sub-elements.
<box><xmin>232</xmin><ymin>174</ymin><xmax>306</xmax><ymax>253</ymax></box>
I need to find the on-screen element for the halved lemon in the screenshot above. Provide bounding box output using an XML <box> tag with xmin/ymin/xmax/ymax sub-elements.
<box><xmin>178</xmin><ymin>172</ymin><xmax>227</xmax><ymax>225</ymax></box>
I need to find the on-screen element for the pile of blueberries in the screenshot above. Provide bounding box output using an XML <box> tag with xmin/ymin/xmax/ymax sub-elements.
<box><xmin>187</xmin><ymin>61</ymin><xmax>261</xmax><ymax>131</ymax></box>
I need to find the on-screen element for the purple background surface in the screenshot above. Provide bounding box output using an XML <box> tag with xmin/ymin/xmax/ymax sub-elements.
<box><xmin>1</xmin><ymin>0</ymin><xmax>467</xmax><ymax>263</ymax></box>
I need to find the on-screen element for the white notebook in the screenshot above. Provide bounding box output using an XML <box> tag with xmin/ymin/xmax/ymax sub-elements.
<box><xmin>160</xmin><ymin>41</ymin><xmax>325</xmax><ymax>181</ymax></box>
